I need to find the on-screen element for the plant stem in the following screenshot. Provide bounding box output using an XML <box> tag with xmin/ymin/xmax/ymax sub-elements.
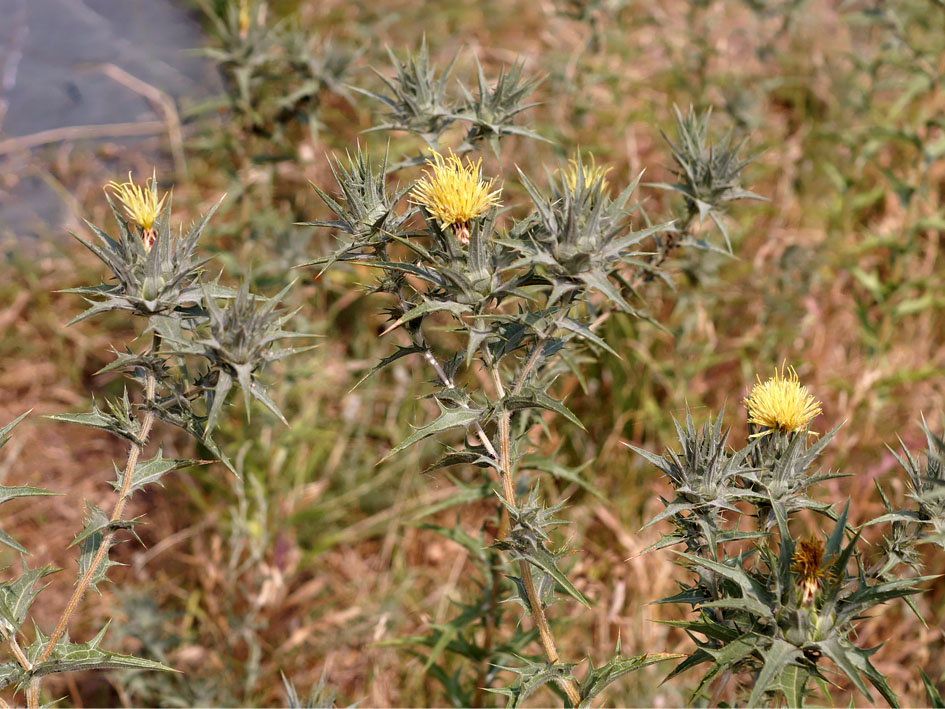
<box><xmin>402</xmin><ymin>293</ymin><xmax>581</xmax><ymax>704</ymax></box>
<box><xmin>7</xmin><ymin>636</ymin><xmax>29</xmax><ymax>673</ymax></box>
<box><xmin>28</xmin><ymin>335</ymin><xmax>161</xmax><ymax>708</ymax></box>
<box><xmin>488</xmin><ymin>352</ymin><xmax>582</xmax><ymax>707</ymax></box>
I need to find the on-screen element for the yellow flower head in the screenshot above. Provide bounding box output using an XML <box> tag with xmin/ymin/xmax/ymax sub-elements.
<box><xmin>106</xmin><ymin>172</ymin><xmax>166</xmax><ymax>247</ymax></box>
<box><xmin>744</xmin><ymin>364</ymin><xmax>822</xmax><ymax>438</ymax></box>
<box><xmin>410</xmin><ymin>150</ymin><xmax>501</xmax><ymax>245</ymax></box>
<box><xmin>791</xmin><ymin>536</ymin><xmax>833</xmax><ymax>605</ymax></box>
<box><xmin>561</xmin><ymin>154</ymin><xmax>611</xmax><ymax>193</ymax></box>
<box><xmin>238</xmin><ymin>0</ymin><xmax>251</xmax><ymax>38</ymax></box>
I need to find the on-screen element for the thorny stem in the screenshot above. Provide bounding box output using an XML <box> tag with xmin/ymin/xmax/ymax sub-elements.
<box><xmin>496</xmin><ymin>300</ymin><xmax>574</xmax><ymax>540</ymax></box>
<box><xmin>27</xmin><ymin>334</ymin><xmax>161</xmax><ymax>709</ymax></box>
<box><xmin>389</xmin><ymin>285</ymin><xmax>503</xmax><ymax>463</ymax></box>
<box><xmin>485</xmin><ymin>331</ymin><xmax>581</xmax><ymax>706</ymax></box>
<box><xmin>494</xmin><ymin>391</ymin><xmax>582</xmax><ymax>706</ymax></box>
<box><xmin>7</xmin><ymin>636</ymin><xmax>29</xmax><ymax>674</ymax></box>
<box><xmin>389</xmin><ymin>262</ymin><xmax>581</xmax><ymax>703</ymax></box>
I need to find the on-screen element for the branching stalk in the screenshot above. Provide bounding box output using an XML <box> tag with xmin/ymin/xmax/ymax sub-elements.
<box><xmin>488</xmin><ymin>349</ymin><xmax>582</xmax><ymax>706</ymax></box>
<box><xmin>7</xmin><ymin>636</ymin><xmax>30</xmax><ymax>674</ymax></box>
<box><xmin>27</xmin><ymin>335</ymin><xmax>161</xmax><ymax>709</ymax></box>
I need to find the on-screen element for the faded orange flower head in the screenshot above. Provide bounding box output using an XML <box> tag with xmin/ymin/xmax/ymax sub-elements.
<box><xmin>792</xmin><ymin>536</ymin><xmax>832</xmax><ymax>605</ymax></box>
<box><xmin>744</xmin><ymin>364</ymin><xmax>822</xmax><ymax>438</ymax></box>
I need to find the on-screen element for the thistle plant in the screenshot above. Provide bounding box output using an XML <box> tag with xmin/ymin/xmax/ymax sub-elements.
<box><xmin>868</xmin><ymin>417</ymin><xmax>945</xmax><ymax>567</ymax></box>
<box><xmin>634</xmin><ymin>366</ymin><xmax>939</xmax><ymax>707</ymax></box>
<box><xmin>198</xmin><ymin>0</ymin><xmax>354</xmax><ymax>143</ymax></box>
<box><xmin>353</xmin><ymin>39</ymin><xmax>546</xmax><ymax>168</ymax></box>
<box><xmin>646</xmin><ymin>106</ymin><xmax>762</xmax><ymax>265</ymax></box>
<box><xmin>193</xmin><ymin>0</ymin><xmax>356</xmax><ymax>285</ymax></box>
<box><xmin>0</xmin><ymin>173</ymin><xmax>300</xmax><ymax>707</ymax></box>
<box><xmin>303</xmin><ymin>43</ymin><xmax>759</xmax><ymax>706</ymax></box>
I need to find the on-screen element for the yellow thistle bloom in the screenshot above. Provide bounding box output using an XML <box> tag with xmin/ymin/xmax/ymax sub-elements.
<box><xmin>106</xmin><ymin>172</ymin><xmax>166</xmax><ymax>250</ymax></box>
<box><xmin>791</xmin><ymin>536</ymin><xmax>833</xmax><ymax>605</ymax></box>
<box><xmin>744</xmin><ymin>364</ymin><xmax>822</xmax><ymax>438</ymax></box>
<box><xmin>238</xmin><ymin>0</ymin><xmax>251</xmax><ymax>38</ymax></box>
<box><xmin>561</xmin><ymin>154</ymin><xmax>611</xmax><ymax>193</ymax></box>
<box><xmin>410</xmin><ymin>150</ymin><xmax>501</xmax><ymax>246</ymax></box>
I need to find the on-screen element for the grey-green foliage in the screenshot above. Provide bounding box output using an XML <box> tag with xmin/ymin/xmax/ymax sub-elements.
<box><xmin>513</xmin><ymin>165</ymin><xmax>663</xmax><ymax>313</ymax></box>
<box><xmin>307</xmin><ymin>147</ymin><xmax>414</xmax><ymax>272</ymax></box>
<box><xmin>197</xmin><ymin>0</ymin><xmax>354</xmax><ymax>138</ymax></box>
<box><xmin>451</xmin><ymin>57</ymin><xmax>548</xmax><ymax>157</ymax></box>
<box><xmin>869</xmin><ymin>416</ymin><xmax>945</xmax><ymax>559</ymax></box>
<box><xmin>0</xmin><ymin>177</ymin><xmax>301</xmax><ymax>700</ymax></box>
<box><xmin>649</xmin><ymin>105</ymin><xmax>762</xmax><ymax>252</ymax></box>
<box><xmin>629</xmin><ymin>410</ymin><xmax>762</xmax><ymax>555</ymax></box>
<box><xmin>0</xmin><ymin>622</ymin><xmax>172</xmax><ymax>694</ymax></box>
<box><xmin>356</xmin><ymin>38</ymin><xmax>458</xmax><ymax>144</ymax></box>
<box><xmin>65</xmin><ymin>194</ymin><xmax>212</xmax><ymax>321</ymax></box>
<box><xmin>486</xmin><ymin>657</ymin><xmax>576</xmax><ymax>708</ymax></box>
<box><xmin>307</xmin><ymin>51</ymin><xmax>755</xmax><ymax>705</ymax></box>
<box><xmin>282</xmin><ymin>670</ymin><xmax>352</xmax><ymax>709</ymax></box>
<box><xmin>353</xmin><ymin>40</ymin><xmax>545</xmax><ymax>163</ymax></box>
<box><xmin>66</xmin><ymin>182</ymin><xmax>304</xmax><ymax>467</ymax></box>
<box><xmin>639</xmin><ymin>411</ymin><xmax>939</xmax><ymax>707</ymax></box>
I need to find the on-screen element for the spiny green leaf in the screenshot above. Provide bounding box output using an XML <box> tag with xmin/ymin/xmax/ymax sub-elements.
<box><xmin>76</xmin><ymin>525</ymin><xmax>122</xmax><ymax>594</ymax></box>
<box><xmin>381</xmin><ymin>402</ymin><xmax>483</xmax><ymax>462</ymax></box>
<box><xmin>0</xmin><ymin>560</ymin><xmax>58</xmax><ymax>636</ymax></box>
<box><xmin>579</xmin><ymin>642</ymin><xmax>682</xmax><ymax>708</ymax></box>
<box><xmin>778</xmin><ymin>662</ymin><xmax>809</xmax><ymax>708</ymax></box>
<box><xmin>747</xmin><ymin>639</ymin><xmax>802</xmax><ymax>708</ymax></box>
<box><xmin>920</xmin><ymin>668</ymin><xmax>945</xmax><ymax>709</ymax></box>
<box><xmin>500</xmin><ymin>387</ymin><xmax>584</xmax><ymax>429</ymax></box>
<box><xmin>45</xmin><ymin>399</ymin><xmax>141</xmax><ymax>445</ymax></box>
<box><xmin>69</xmin><ymin>504</ymin><xmax>111</xmax><ymax>549</ymax></box>
<box><xmin>110</xmin><ymin>448</ymin><xmax>201</xmax><ymax>498</ymax></box>
<box><xmin>28</xmin><ymin>622</ymin><xmax>177</xmax><ymax>682</ymax></box>
<box><xmin>383</xmin><ymin>299</ymin><xmax>472</xmax><ymax>335</ymax></box>
<box><xmin>0</xmin><ymin>411</ymin><xmax>30</xmax><ymax>450</ymax></box>
<box><xmin>494</xmin><ymin>538</ymin><xmax>590</xmax><ymax>608</ymax></box>
<box><xmin>487</xmin><ymin>658</ymin><xmax>575</xmax><ymax>708</ymax></box>
<box><xmin>816</xmin><ymin>636</ymin><xmax>873</xmax><ymax>704</ymax></box>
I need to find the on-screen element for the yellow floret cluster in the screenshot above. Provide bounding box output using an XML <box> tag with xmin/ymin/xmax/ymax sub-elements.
<box><xmin>744</xmin><ymin>364</ymin><xmax>822</xmax><ymax>438</ymax></box>
<box><xmin>410</xmin><ymin>150</ymin><xmax>501</xmax><ymax>244</ymax></box>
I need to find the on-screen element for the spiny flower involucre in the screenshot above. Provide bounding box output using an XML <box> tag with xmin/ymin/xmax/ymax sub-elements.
<box><xmin>410</xmin><ymin>150</ymin><xmax>501</xmax><ymax>245</ymax></box>
<box><xmin>106</xmin><ymin>171</ymin><xmax>167</xmax><ymax>250</ymax></box>
<box><xmin>744</xmin><ymin>364</ymin><xmax>822</xmax><ymax>438</ymax></box>
<box><xmin>561</xmin><ymin>154</ymin><xmax>611</xmax><ymax>193</ymax></box>
<box><xmin>791</xmin><ymin>536</ymin><xmax>832</xmax><ymax>605</ymax></box>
